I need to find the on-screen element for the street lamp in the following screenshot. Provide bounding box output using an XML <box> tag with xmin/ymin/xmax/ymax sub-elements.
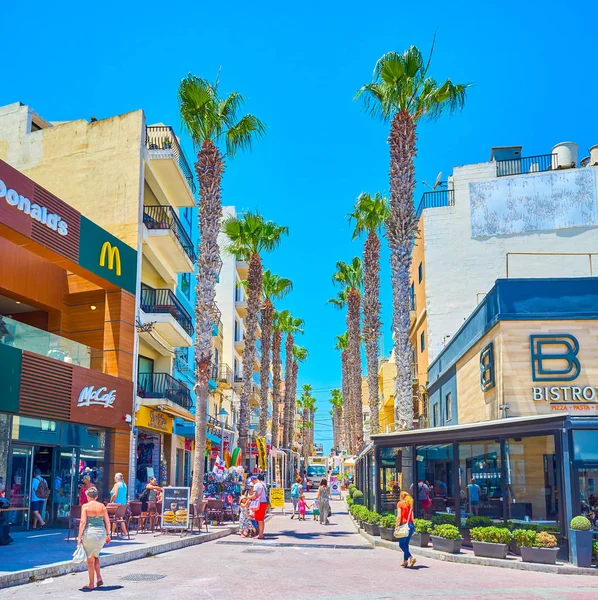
<box><xmin>218</xmin><ymin>408</ymin><xmax>228</xmax><ymax>457</ymax></box>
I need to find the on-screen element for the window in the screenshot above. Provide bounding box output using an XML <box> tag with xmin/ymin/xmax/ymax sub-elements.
<box><xmin>418</xmin><ymin>262</ymin><xmax>423</xmax><ymax>283</ymax></box>
<box><xmin>416</xmin><ymin>443</ymin><xmax>454</xmax><ymax>519</ymax></box>
<box><xmin>420</xmin><ymin>331</ymin><xmax>426</xmax><ymax>352</ymax></box>
<box><xmin>182</xmin><ymin>207</ymin><xmax>192</xmax><ymax>226</ymax></box>
<box><xmin>180</xmin><ymin>272</ymin><xmax>191</xmax><ymax>299</ymax></box>
<box><xmin>432</xmin><ymin>403</ymin><xmax>439</xmax><ymax>427</ymax></box>
<box><xmin>409</xmin><ymin>282</ymin><xmax>415</xmax><ymax>311</ymax></box>
<box><xmin>445</xmin><ymin>392</ymin><xmax>453</xmax><ymax>421</ymax></box>
<box><xmin>234</xmin><ymin>320</ymin><xmax>239</xmax><ymax>342</ymax></box>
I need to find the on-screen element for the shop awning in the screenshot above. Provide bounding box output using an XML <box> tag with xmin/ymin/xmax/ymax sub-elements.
<box><xmin>158</xmin><ymin>404</ymin><xmax>195</xmax><ymax>423</ymax></box>
<box><xmin>343</xmin><ymin>457</ymin><xmax>356</xmax><ymax>466</ymax></box>
<box><xmin>207</xmin><ymin>432</ymin><xmax>221</xmax><ymax>444</ymax></box>
<box><xmin>173</xmin><ymin>419</ymin><xmax>221</xmax><ymax>445</ymax></box>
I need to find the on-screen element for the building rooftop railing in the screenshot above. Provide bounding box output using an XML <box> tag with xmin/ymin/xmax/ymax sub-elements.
<box><xmin>496</xmin><ymin>153</ymin><xmax>556</xmax><ymax>177</ymax></box>
<box><xmin>146</xmin><ymin>125</ymin><xmax>196</xmax><ymax>194</ymax></box>
<box><xmin>143</xmin><ymin>205</ymin><xmax>196</xmax><ymax>263</ymax></box>
<box><xmin>415</xmin><ymin>189</ymin><xmax>455</xmax><ymax>218</ymax></box>
<box><xmin>140</xmin><ymin>287</ymin><xmax>194</xmax><ymax>337</ymax></box>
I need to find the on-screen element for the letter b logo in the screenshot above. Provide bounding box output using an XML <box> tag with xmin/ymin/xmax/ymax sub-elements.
<box><xmin>530</xmin><ymin>334</ymin><xmax>581</xmax><ymax>382</ymax></box>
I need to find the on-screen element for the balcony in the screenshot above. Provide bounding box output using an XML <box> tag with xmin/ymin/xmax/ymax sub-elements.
<box><xmin>236</xmin><ymin>260</ymin><xmax>249</xmax><ymax>279</ymax></box>
<box><xmin>137</xmin><ymin>372</ymin><xmax>192</xmax><ymax>411</ymax></box>
<box><xmin>143</xmin><ymin>206</ymin><xmax>195</xmax><ymax>275</ymax></box>
<box><xmin>496</xmin><ymin>153</ymin><xmax>556</xmax><ymax>178</ymax></box>
<box><xmin>217</xmin><ymin>363</ymin><xmax>233</xmax><ymax>389</ymax></box>
<box><xmin>411</xmin><ymin>362</ymin><xmax>418</xmax><ymax>382</ymax></box>
<box><xmin>235</xmin><ymin>297</ymin><xmax>248</xmax><ymax>317</ymax></box>
<box><xmin>0</xmin><ymin>314</ymin><xmax>102</xmax><ymax>370</ymax></box>
<box><xmin>140</xmin><ymin>287</ymin><xmax>193</xmax><ymax>349</ymax></box>
<box><xmin>415</xmin><ymin>189</ymin><xmax>455</xmax><ymax>219</ymax></box>
<box><xmin>145</xmin><ymin>125</ymin><xmax>196</xmax><ymax>207</ymax></box>
<box><xmin>409</xmin><ymin>292</ymin><xmax>416</xmax><ymax>321</ymax></box>
<box><xmin>234</xmin><ymin>338</ymin><xmax>245</xmax><ymax>353</ymax></box>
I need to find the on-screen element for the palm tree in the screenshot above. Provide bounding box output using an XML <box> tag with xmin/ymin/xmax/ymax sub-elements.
<box><xmin>223</xmin><ymin>212</ymin><xmax>288</xmax><ymax>462</ymax></box>
<box><xmin>334</xmin><ymin>333</ymin><xmax>351</xmax><ymax>453</ymax></box>
<box><xmin>257</xmin><ymin>271</ymin><xmax>292</xmax><ymax>437</ymax></box>
<box><xmin>349</xmin><ymin>192</ymin><xmax>389</xmax><ymax>436</ymax></box>
<box><xmin>308</xmin><ymin>398</ymin><xmax>317</xmax><ymax>457</ymax></box>
<box><xmin>299</xmin><ymin>384</ymin><xmax>312</xmax><ymax>463</ymax></box>
<box><xmin>289</xmin><ymin>345</ymin><xmax>308</xmax><ymax>450</ymax></box>
<box><xmin>329</xmin><ymin>388</ymin><xmax>343</xmax><ymax>451</ymax></box>
<box><xmin>356</xmin><ymin>45</ymin><xmax>469</xmax><ymax>429</ymax></box>
<box><xmin>271</xmin><ymin>310</ymin><xmax>284</xmax><ymax>448</ymax></box>
<box><xmin>331</xmin><ymin>258</ymin><xmax>364</xmax><ymax>452</ymax></box>
<box><xmin>279</xmin><ymin>310</ymin><xmax>304</xmax><ymax>448</ymax></box>
<box><xmin>178</xmin><ymin>74</ymin><xmax>265</xmax><ymax>503</ymax></box>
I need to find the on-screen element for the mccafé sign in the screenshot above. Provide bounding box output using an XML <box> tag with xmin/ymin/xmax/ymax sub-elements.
<box><xmin>77</xmin><ymin>386</ymin><xmax>117</xmax><ymax>408</ymax></box>
<box><xmin>0</xmin><ymin>176</ymin><xmax>68</xmax><ymax>236</ymax></box>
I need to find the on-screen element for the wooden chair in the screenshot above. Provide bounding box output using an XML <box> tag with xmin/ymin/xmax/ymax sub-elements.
<box><xmin>192</xmin><ymin>501</ymin><xmax>209</xmax><ymax>533</ymax></box>
<box><xmin>113</xmin><ymin>504</ymin><xmax>130</xmax><ymax>539</ymax></box>
<box><xmin>142</xmin><ymin>501</ymin><xmax>157</xmax><ymax>532</ymax></box>
<box><xmin>66</xmin><ymin>505</ymin><xmax>82</xmax><ymax>541</ymax></box>
<box><xmin>128</xmin><ymin>502</ymin><xmax>143</xmax><ymax>533</ymax></box>
<box><xmin>153</xmin><ymin>501</ymin><xmax>163</xmax><ymax>530</ymax></box>
<box><xmin>206</xmin><ymin>499</ymin><xmax>224</xmax><ymax>525</ymax></box>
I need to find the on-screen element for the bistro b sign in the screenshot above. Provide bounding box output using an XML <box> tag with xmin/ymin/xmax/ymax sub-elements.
<box><xmin>77</xmin><ymin>386</ymin><xmax>116</xmax><ymax>408</ymax></box>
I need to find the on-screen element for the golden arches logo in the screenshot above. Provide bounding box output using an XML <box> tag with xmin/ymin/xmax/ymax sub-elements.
<box><xmin>99</xmin><ymin>242</ymin><xmax>121</xmax><ymax>276</ymax></box>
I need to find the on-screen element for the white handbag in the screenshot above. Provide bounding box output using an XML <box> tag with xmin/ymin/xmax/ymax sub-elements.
<box><xmin>72</xmin><ymin>544</ymin><xmax>87</xmax><ymax>564</ymax></box>
<box><xmin>394</xmin><ymin>507</ymin><xmax>413</xmax><ymax>539</ymax></box>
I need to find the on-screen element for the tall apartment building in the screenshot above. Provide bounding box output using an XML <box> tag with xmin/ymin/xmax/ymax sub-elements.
<box><xmin>0</xmin><ymin>102</ymin><xmax>219</xmax><ymax>494</ymax></box>
<box><xmin>410</xmin><ymin>141</ymin><xmax>598</xmax><ymax>427</ymax></box>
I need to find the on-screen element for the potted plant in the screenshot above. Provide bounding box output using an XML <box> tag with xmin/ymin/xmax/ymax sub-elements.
<box><xmin>593</xmin><ymin>540</ymin><xmax>598</xmax><ymax>563</ymax></box>
<box><xmin>569</xmin><ymin>516</ymin><xmax>594</xmax><ymax>568</ymax></box>
<box><xmin>379</xmin><ymin>514</ymin><xmax>397</xmax><ymax>541</ymax></box>
<box><xmin>162</xmin><ymin>136</ymin><xmax>172</xmax><ymax>149</ymax></box>
<box><xmin>346</xmin><ymin>496</ymin><xmax>354</xmax><ymax>508</ymax></box>
<box><xmin>364</xmin><ymin>511</ymin><xmax>381</xmax><ymax>536</ymax></box>
<box><xmin>431</xmin><ymin>524</ymin><xmax>463</xmax><ymax>554</ymax></box>
<box><xmin>513</xmin><ymin>529</ymin><xmax>559</xmax><ymax>565</ymax></box>
<box><xmin>470</xmin><ymin>526</ymin><xmax>512</xmax><ymax>559</ymax></box>
<box><xmin>411</xmin><ymin>518</ymin><xmax>432</xmax><ymax>547</ymax></box>
<box><xmin>352</xmin><ymin>490</ymin><xmax>364</xmax><ymax>506</ymax></box>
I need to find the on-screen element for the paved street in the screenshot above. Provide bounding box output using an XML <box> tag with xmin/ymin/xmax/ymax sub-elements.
<box><xmin>2</xmin><ymin>494</ymin><xmax>597</xmax><ymax>599</ymax></box>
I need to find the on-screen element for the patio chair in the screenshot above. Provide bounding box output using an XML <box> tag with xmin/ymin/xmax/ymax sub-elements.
<box><xmin>192</xmin><ymin>501</ymin><xmax>209</xmax><ymax>533</ymax></box>
<box><xmin>113</xmin><ymin>504</ymin><xmax>130</xmax><ymax>539</ymax></box>
<box><xmin>206</xmin><ymin>499</ymin><xmax>224</xmax><ymax>525</ymax></box>
<box><xmin>128</xmin><ymin>502</ymin><xmax>143</xmax><ymax>533</ymax></box>
<box><xmin>153</xmin><ymin>501</ymin><xmax>163</xmax><ymax>530</ymax></box>
<box><xmin>66</xmin><ymin>505</ymin><xmax>82</xmax><ymax>541</ymax></box>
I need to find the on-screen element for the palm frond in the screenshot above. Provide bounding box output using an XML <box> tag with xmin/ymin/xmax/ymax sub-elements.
<box><xmin>262</xmin><ymin>270</ymin><xmax>293</xmax><ymax>301</ymax></box>
<box><xmin>348</xmin><ymin>192</ymin><xmax>389</xmax><ymax>239</ymax></box>
<box><xmin>225</xmin><ymin>114</ymin><xmax>267</xmax><ymax>158</ymax></box>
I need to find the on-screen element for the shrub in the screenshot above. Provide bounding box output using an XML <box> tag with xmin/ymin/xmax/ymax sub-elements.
<box><xmin>432</xmin><ymin>524</ymin><xmax>462</xmax><ymax>540</ymax></box>
<box><xmin>346</xmin><ymin>497</ymin><xmax>354</xmax><ymax>506</ymax></box>
<box><xmin>470</xmin><ymin>526</ymin><xmax>512</xmax><ymax>544</ymax></box>
<box><xmin>508</xmin><ymin>521</ymin><xmax>559</xmax><ymax>534</ymax></box>
<box><xmin>431</xmin><ymin>513</ymin><xmax>457</xmax><ymax>527</ymax></box>
<box><xmin>380</xmin><ymin>514</ymin><xmax>397</xmax><ymax>529</ymax></box>
<box><xmin>592</xmin><ymin>540</ymin><xmax>598</xmax><ymax>558</ymax></box>
<box><xmin>570</xmin><ymin>516</ymin><xmax>592</xmax><ymax>531</ymax></box>
<box><xmin>351</xmin><ymin>505</ymin><xmax>367</xmax><ymax>520</ymax></box>
<box><xmin>414</xmin><ymin>519</ymin><xmax>433</xmax><ymax>534</ymax></box>
<box><xmin>465</xmin><ymin>515</ymin><xmax>493</xmax><ymax>529</ymax></box>
<box><xmin>536</xmin><ymin>532</ymin><xmax>558</xmax><ymax>549</ymax></box>
<box><xmin>366</xmin><ymin>511</ymin><xmax>381</xmax><ymax>525</ymax></box>
<box><xmin>512</xmin><ymin>529</ymin><xmax>537</xmax><ymax>548</ymax></box>
<box><xmin>352</xmin><ymin>490</ymin><xmax>364</xmax><ymax>500</ymax></box>
<box><xmin>348</xmin><ymin>483</ymin><xmax>356</xmax><ymax>493</ymax></box>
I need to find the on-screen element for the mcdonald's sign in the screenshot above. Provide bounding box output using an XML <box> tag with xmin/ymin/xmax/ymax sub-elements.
<box><xmin>99</xmin><ymin>241</ymin><xmax>121</xmax><ymax>276</ymax></box>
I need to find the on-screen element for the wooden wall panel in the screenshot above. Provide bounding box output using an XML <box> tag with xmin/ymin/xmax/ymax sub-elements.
<box><xmin>104</xmin><ymin>350</ymin><xmax>134</xmax><ymax>380</ymax></box>
<box><xmin>11</xmin><ymin>310</ymin><xmax>48</xmax><ymax>330</ymax></box>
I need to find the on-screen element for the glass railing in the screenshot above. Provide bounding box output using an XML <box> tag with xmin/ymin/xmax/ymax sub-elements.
<box><xmin>0</xmin><ymin>315</ymin><xmax>96</xmax><ymax>368</ymax></box>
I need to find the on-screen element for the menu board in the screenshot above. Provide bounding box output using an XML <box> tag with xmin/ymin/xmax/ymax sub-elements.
<box><xmin>160</xmin><ymin>487</ymin><xmax>190</xmax><ymax>530</ymax></box>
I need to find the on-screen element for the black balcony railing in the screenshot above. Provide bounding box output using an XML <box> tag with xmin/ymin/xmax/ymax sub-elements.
<box><xmin>140</xmin><ymin>287</ymin><xmax>193</xmax><ymax>336</ymax></box>
<box><xmin>415</xmin><ymin>189</ymin><xmax>455</xmax><ymax>218</ymax></box>
<box><xmin>143</xmin><ymin>205</ymin><xmax>196</xmax><ymax>263</ymax></box>
<box><xmin>496</xmin><ymin>153</ymin><xmax>556</xmax><ymax>177</ymax></box>
<box><xmin>409</xmin><ymin>292</ymin><xmax>416</xmax><ymax>312</ymax></box>
<box><xmin>146</xmin><ymin>125</ymin><xmax>196</xmax><ymax>194</ymax></box>
<box><xmin>137</xmin><ymin>372</ymin><xmax>192</xmax><ymax>410</ymax></box>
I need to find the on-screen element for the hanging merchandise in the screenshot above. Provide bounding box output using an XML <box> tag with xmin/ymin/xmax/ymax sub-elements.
<box><xmin>231</xmin><ymin>447</ymin><xmax>242</xmax><ymax>467</ymax></box>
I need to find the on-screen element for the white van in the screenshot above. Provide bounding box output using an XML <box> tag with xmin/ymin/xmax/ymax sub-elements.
<box><xmin>306</xmin><ymin>457</ymin><xmax>327</xmax><ymax>490</ymax></box>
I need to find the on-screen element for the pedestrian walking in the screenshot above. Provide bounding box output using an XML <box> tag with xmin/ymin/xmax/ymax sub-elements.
<box><xmin>252</xmin><ymin>473</ymin><xmax>268</xmax><ymax>539</ymax></box>
<box><xmin>297</xmin><ymin>494</ymin><xmax>309</xmax><ymax>520</ymax></box>
<box><xmin>30</xmin><ymin>467</ymin><xmax>49</xmax><ymax>529</ymax></box>
<box><xmin>317</xmin><ymin>478</ymin><xmax>330</xmax><ymax>525</ymax></box>
<box><xmin>290</xmin><ymin>477</ymin><xmax>302</xmax><ymax>519</ymax></box>
<box><xmin>395</xmin><ymin>491</ymin><xmax>416</xmax><ymax>568</ymax></box>
<box><xmin>77</xmin><ymin>486</ymin><xmax>111</xmax><ymax>590</ymax></box>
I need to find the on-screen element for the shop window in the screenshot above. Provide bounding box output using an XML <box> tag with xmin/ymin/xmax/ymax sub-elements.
<box><xmin>379</xmin><ymin>446</ymin><xmax>414</xmax><ymax>513</ymax></box>
<box><xmin>505</xmin><ymin>435</ymin><xmax>558</xmax><ymax>523</ymax></box>
<box><xmin>420</xmin><ymin>331</ymin><xmax>426</xmax><ymax>352</ymax></box>
<box><xmin>418</xmin><ymin>262</ymin><xmax>423</xmax><ymax>283</ymax></box>
<box><xmin>445</xmin><ymin>392</ymin><xmax>453</xmax><ymax>421</ymax></box>
<box><xmin>432</xmin><ymin>403</ymin><xmax>439</xmax><ymax>427</ymax></box>
<box><xmin>0</xmin><ymin>413</ymin><xmax>10</xmax><ymax>493</ymax></box>
<box><xmin>459</xmin><ymin>440</ymin><xmax>503</xmax><ymax>522</ymax></box>
<box><xmin>416</xmin><ymin>444</ymin><xmax>455</xmax><ymax>521</ymax></box>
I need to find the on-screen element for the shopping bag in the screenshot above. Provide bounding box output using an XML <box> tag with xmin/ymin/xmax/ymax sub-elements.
<box><xmin>72</xmin><ymin>544</ymin><xmax>86</xmax><ymax>564</ymax></box>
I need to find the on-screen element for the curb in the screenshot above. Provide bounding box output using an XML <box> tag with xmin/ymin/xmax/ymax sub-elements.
<box><xmin>349</xmin><ymin>515</ymin><xmax>598</xmax><ymax>576</ymax></box>
<box><xmin>1</xmin><ymin>525</ymin><xmax>237</xmax><ymax>589</ymax></box>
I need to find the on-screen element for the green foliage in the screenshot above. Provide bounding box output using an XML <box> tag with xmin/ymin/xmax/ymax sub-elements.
<box><xmin>508</xmin><ymin>521</ymin><xmax>559</xmax><ymax>534</ymax></box>
<box><xmin>348</xmin><ymin>483</ymin><xmax>356</xmax><ymax>494</ymax></box>
<box><xmin>592</xmin><ymin>540</ymin><xmax>598</xmax><ymax>557</ymax></box>
<box><xmin>346</xmin><ymin>496</ymin><xmax>354</xmax><ymax>506</ymax></box>
<box><xmin>470</xmin><ymin>526</ymin><xmax>512</xmax><ymax>545</ymax></box>
<box><xmin>364</xmin><ymin>510</ymin><xmax>381</xmax><ymax>525</ymax></box>
<box><xmin>413</xmin><ymin>519</ymin><xmax>432</xmax><ymax>534</ymax></box>
<box><xmin>431</xmin><ymin>513</ymin><xmax>457</xmax><ymax>527</ymax></box>
<box><xmin>432</xmin><ymin>524</ymin><xmax>462</xmax><ymax>540</ymax></box>
<box><xmin>380</xmin><ymin>514</ymin><xmax>397</xmax><ymax>529</ymax></box>
<box><xmin>352</xmin><ymin>489</ymin><xmax>363</xmax><ymax>499</ymax></box>
<box><xmin>223</xmin><ymin>211</ymin><xmax>289</xmax><ymax>260</ymax></box>
<box><xmin>536</xmin><ymin>532</ymin><xmax>558</xmax><ymax>548</ymax></box>
<box><xmin>348</xmin><ymin>192</ymin><xmax>390</xmax><ymax>239</ymax></box>
<box><xmin>570</xmin><ymin>516</ymin><xmax>592</xmax><ymax>531</ymax></box>
<box><xmin>465</xmin><ymin>516</ymin><xmax>493</xmax><ymax>529</ymax></box>
<box><xmin>351</xmin><ymin>505</ymin><xmax>368</xmax><ymax>521</ymax></box>
<box><xmin>331</xmin><ymin>257</ymin><xmax>363</xmax><ymax>292</ymax></box>
<box><xmin>513</xmin><ymin>529</ymin><xmax>558</xmax><ymax>549</ymax></box>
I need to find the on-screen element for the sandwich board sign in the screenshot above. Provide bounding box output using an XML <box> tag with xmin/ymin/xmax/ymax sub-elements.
<box><xmin>160</xmin><ymin>487</ymin><xmax>190</xmax><ymax>530</ymax></box>
<box><xmin>329</xmin><ymin>476</ymin><xmax>341</xmax><ymax>498</ymax></box>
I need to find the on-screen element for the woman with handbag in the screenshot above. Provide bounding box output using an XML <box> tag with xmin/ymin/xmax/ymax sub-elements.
<box><xmin>395</xmin><ymin>491</ymin><xmax>416</xmax><ymax>568</ymax></box>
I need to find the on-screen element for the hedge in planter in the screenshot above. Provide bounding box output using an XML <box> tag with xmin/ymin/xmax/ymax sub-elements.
<box><xmin>513</xmin><ymin>529</ymin><xmax>559</xmax><ymax>565</ymax></box>
<box><xmin>570</xmin><ymin>516</ymin><xmax>593</xmax><ymax>568</ymax></box>
<box><xmin>470</xmin><ymin>526</ymin><xmax>512</xmax><ymax>559</ymax></box>
<box><xmin>364</xmin><ymin>511</ymin><xmax>382</xmax><ymax>536</ymax></box>
<box><xmin>352</xmin><ymin>490</ymin><xmax>364</xmax><ymax>505</ymax></box>
<box><xmin>465</xmin><ymin>516</ymin><xmax>493</xmax><ymax>529</ymax></box>
<box><xmin>431</xmin><ymin>524</ymin><xmax>463</xmax><ymax>554</ymax></box>
<box><xmin>431</xmin><ymin>513</ymin><xmax>457</xmax><ymax>527</ymax></box>
<box><xmin>379</xmin><ymin>514</ymin><xmax>397</xmax><ymax>541</ymax></box>
<box><xmin>412</xmin><ymin>519</ymin><xmax>432</xmax><ymax>547</ymax></box>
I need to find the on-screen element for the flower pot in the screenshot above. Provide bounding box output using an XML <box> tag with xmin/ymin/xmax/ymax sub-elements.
<box><xmin>365</xmin><ymin>523</ymin><xmax>380</xmax><ymax>536</ymax></box>
<box><xmin>472</xmin><ymin>541</ymin><xmax>509</xmax><ymax>559</ymax></box>
<box><xmin>431</xmin><ymin>536</ymin><xmax>462</xmax><ymax>554</ymax></box>
<box><xmin>520</xmin><ymin>546</ymin><xmax>559</xmax><ymax>565</ymax></box>
<box><xmin>380</xmin><ymin>527</ymin><xmax>397</xmax><ymax>542</ymax></box>
<box><xmin>411</xmin><ymin>532</ymin><xmax>431</xmax><ymax>547</ymax></box>
<box><xmin>353</xmin><ymin>498</ymin><xmax>363</xmax><ymax>505</ymax></box>
<box><xmin>570</xmin><ymin>529</ymin><xmax>593</xmax><ymax>568</ymax></box>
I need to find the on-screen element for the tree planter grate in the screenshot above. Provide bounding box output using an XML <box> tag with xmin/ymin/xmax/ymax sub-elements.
<box><xmin>121</xmin><ymin>574</ymin><xmax>167</xmax><ymax>582</ymax></box>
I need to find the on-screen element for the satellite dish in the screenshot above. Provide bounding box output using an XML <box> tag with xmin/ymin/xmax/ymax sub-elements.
<box><xmin>432</xmin><ymin>171</ymin><xmax>444</xmax><ymax>190</ymax></box>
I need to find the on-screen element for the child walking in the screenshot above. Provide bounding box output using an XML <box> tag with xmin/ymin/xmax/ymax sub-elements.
<box><xmin>297</xmin><ymin>494</ymin><xmax>309</xmax><ymax>521</ymax></box>
<box><xmin>238</xmin><ymin>493</ymin><xmax>256</xmax><ymax>538</ymax></box>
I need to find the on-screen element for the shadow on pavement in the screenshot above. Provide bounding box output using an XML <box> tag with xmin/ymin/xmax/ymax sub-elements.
<box><xmin>94</xmin><ymin>585</ymin><xmax>125</xmax><ymax>591</ymax></box>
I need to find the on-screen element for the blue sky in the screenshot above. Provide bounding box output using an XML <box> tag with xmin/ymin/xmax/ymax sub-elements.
<box><xmin>2</xmin><ymin>1</ymin><xmax>596</xmax><ymax>452</ymax></box>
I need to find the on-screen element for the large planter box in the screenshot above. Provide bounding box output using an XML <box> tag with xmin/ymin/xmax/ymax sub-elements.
<box><xmin>472</xmin><ymin>540</ymin><xmax>509</xmax><ymax>559</ymax></box>
<box><xmin>353</xmin><ymin>498</ymin><xmax>364</xmax><ymax>505</ymax></box>
<box><xmin>459</xmin><ymin>528</ymin><xmax>472</xmax><ymax>546</ymax></box>
<box><xmin>365</xmin><ymin>523</ymin><xmax>380</xmax><ymax>536</ymax></box>
<box><xmin>520</xmin><ymin>546</ymin><xmax>559</xmax><ymax>565</ymax></box>
<box><xmin>380</xmin><ymin>527</ymin><xmax>396</xmax><ymax>542</ymax></box>
<box><xmin>431</xmin><ymin>536</ymin><xmax>462</xmax><ymax>554</ymax></box>
<box><xmin>411</xmin><ymin>532</ymin><xmax>431</xmax><ymax>547</ymax></box>
<box><xmin>570</xmin><ymin>529</ymin><xmax>594</xmax><ymax>568</ymax></box>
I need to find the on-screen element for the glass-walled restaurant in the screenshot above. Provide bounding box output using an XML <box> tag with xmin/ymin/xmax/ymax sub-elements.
<box><xmin>357</xmin><ymin>414</ymin><xmax>598</xmax><ymax>551</ymax></box>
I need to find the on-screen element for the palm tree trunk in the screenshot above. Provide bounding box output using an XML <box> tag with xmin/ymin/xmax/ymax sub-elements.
<box><xmin>309</xmin><ymin>406</ymin><xmax>315</xmax><ymax>455</ymax></box>
<box><xmin>288</xmin><ymin>360</ymin><xmax>299</xmax><ymax>449</ymax></box>
<box><xmin>191</xmin><ymin>140</ymin><xmax>223</xmax><ymax>504</ymax></box>
<box><xmin>387</xmin><ymin>110</ymin><xmax>418</xmax><ymax>429</ymax></box>
<box><xmin>258</xmin><ymin>300</ymin><xmax>273</xmax><ymax>437</ymax></box>
<box><xmin>363</xmin><ymin>231</ymin><xmax>381</xmax><ymax>435</ymax></box>
<box><xmin>238</xmin><ymin>253</ymin><xmax>262</xmax><ymax>462</ymax></box>
<box><xmin>282</xmin><ymin>333</ymin><xmax>294</xmax><ymax>447</ymax></box>
<box><xmin>302</xmin><ymin>405</ymin><xmax>309</xmax><ymax>463</ymax></box>
<box><xmin>347</xmin><ymin>288</ymin><xmax>364</xmax><ymax>451</ymax></box>
<box><xmin>271</xmin><ymin>329</ymin><xmax>282</xmax><ymax>447</ymax></box>
<box><xmin>341</xmin><ymin>351</ymin><xmax>351</xmax><ymax>453</ymax></box>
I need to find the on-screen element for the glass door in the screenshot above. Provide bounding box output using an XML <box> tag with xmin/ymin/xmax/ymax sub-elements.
<box><xmin>8</xmin><ymin>445</ymin><xmax>33</xmax><ymax>529</ymax></box>
<box><xmin>53</xmin><ymin>448</ymin><xmax>76</xmax><ymax>525</ymax></box>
